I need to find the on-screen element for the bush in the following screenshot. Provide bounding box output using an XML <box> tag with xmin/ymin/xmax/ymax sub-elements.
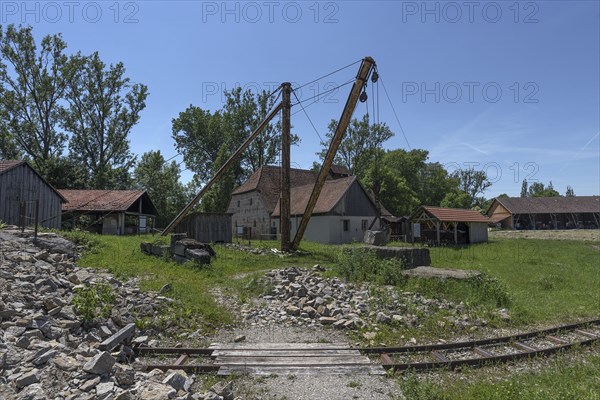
<box><xmin>334</xmin><ymin>247</ymin><xmax>405</xmax><ymax>286</ymax></box>
<box><xmin>72</xmin><ymin>282</ymin><xmax>116</xmax><ymax>325</ymax></box>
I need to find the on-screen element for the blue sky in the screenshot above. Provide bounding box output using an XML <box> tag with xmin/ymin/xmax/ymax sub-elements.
<box><xmin>4</xmin><ymin>0</ymin><xmax>599</xmax><ymax>197</ymax></box>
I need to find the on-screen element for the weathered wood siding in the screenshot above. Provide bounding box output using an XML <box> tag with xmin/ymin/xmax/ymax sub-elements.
<box><xmin>468</xmin><ymin>222</ymin><xmax>488</xmax><ymax>244</ymax></box>
<box><xmin>332</xmin><ymin>181</ymin><xmax>378</xmax><ymax>216</ymax></box>
<box><xmin>175</xmin><ymin>213</ymin><xmax>232</xmax><ymax>243</ymax></box>
<box><xmin>0</xmin><ymin>164</ymin><xmax>62</xmax><ymax>229</ymax></box>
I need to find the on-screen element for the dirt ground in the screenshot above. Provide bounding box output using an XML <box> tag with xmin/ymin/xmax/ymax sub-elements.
<box><xmin>489</xmin><ymin>229</ymin><xmax>599</xmax><ymax>242</ymax></box>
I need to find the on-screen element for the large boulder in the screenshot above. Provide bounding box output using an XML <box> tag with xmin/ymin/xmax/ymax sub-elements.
<box><xmin>363</xmin><ymin>245</ymin><xmax>431</xmax><ymax>268</ymax></box>
<box><xmin>364</xmin><ymin>229</ymin><xmax>391</xmax><ymax>246</ymax></box>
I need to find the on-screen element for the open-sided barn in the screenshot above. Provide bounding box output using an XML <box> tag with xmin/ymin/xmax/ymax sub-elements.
<box><xmin>410</xmin><ymin>206</ymin><xmax>489</xmax><ymax>245</ymax></box>
<box><xmin>0</xmin><ymin>160</ymin><xmax>65</xmax><ymax>229</ymax></box>
<box><xmin>59</xmin><ymin>190</ymin><xmax>157</xmax><ymax>235</ymax></box>
<box><xmin>487</xmin><ymin>196</ymin><xmax>600</xmax><ymax>230</ymax></box>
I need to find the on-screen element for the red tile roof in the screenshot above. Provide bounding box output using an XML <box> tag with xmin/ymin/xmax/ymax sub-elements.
<box><xmin>415</xmin><ymin>206</ymin><xmax>490</xmax><ymax>223</ymax></box>
<box><xmin>272</xmin><ymin>176</ymin><xmax>360</xmax><ymax>217</ymax></box>
<box><xmin>232</xmin><ymin>165</ymin><xmax>319</xmax><ymax>213</ymax></box>
<box><xmin>59</xmin><ymin>190</ymin><xmax>151</xmax><ymax>212</ymax></box>
<box><xmin>0</xmin><ymin>160</ymin><xmax>25</xmax><ymax>174</ymax></box>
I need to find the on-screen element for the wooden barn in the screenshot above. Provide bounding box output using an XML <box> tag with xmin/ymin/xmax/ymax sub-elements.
<box><xmin>487</xmin><ymin>196</ymin><xmax>600</xmax><ymax>230</ymax></box>
<box><xmin>271</xmin><ymin>176</ymin><xmax>380</xmax><ymax>244</ymax></box>
<box><xmin>0</xmin><ymin>160</ymin><xmax>65</xmax><ymax>229</ymax></box>
<box><xmin>174</xmin><ymin>213</ymin><xmax>232</xmax><ymax>243</ymax></box>
<box><xmin>410</xmin><ymin>206</ymin><xmax>489</xmax><ymax>245</ymax></box>
<box><xmin>59</xmin><ymin>190</ymin><xmax>157</xmax><ymax>235</ymax></box>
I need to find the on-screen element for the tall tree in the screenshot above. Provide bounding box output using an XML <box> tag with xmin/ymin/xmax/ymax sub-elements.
<box><xmin>452</xmin><ymin>167</ymin><xmax>491</xmax><ymax>207</ymax></box>
<box><xmin>63</xmin><ymin>52</ymin><xmax>148</xmax><ymax>189</ymax></box>
<box><xmin>172</xmin><ymin>87</ymin><xmax>297</xmax><ymax>208</ymax></box>
<box><xmin>520</xmin><ymin>179</ymin><xmax>528</xmax><ymax>197</ymax></box>
<box><xmin>527</xmin><ymin>181</ymin><xmax>560</xmax><ymax>197</ymax></box>
<box><xmin>0</xmin><ymin>25</ymin><xmax>75</xmax><ymax>175</ymax></box>
<box><xmin>565</xmin><ymin>185</ymin><xmax>575</xmax><ymax>197</ymax></box>
<box><xmin>134</xmin><ymin>150</ymin><xmax>187</xmax><ymax>227</ymax></box>
<box><xmin>440</xmin><ymin>190</ymin><xmax>472</xmax><ymax>209</ymax></box>
<box><xmin>317</xmin><ymin>114</ymin><xmax>393</xmax><ymax>178</ymax></box>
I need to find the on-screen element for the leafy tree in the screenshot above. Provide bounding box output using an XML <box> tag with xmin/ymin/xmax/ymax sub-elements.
<box><xmin>317</xmin><ymin>114</ymin><xmax>393</xmax><ymax>178</ymax></box>
<box><xmin>133</xmin><ymin>150</ymin><xmax>187</xmax><ymax>227</ymax></box>
<box><xmin>0</xmin><ymin>25</ymin><xmax>75</xmax><ymax>175</ymax></box>
<box><xmin>565</xmin><ymin>185</ymin><xmax>575</xmax><ymax>197</ymax></box>
<box><xmin>172</xmin><ymin>87</ymin><xmax>298</xmax><ymax>208</ymax></box>
<box><xmin>451</xmin><ymin>167</ymin><xmax>491</xmax><ymax>207</ymax></box>
<box><xmin>62</xmin><ymin>52</ymin><xmax>148</xmax><ymax>189</ymax></box>
<box><xmin>528</xmin><ymin>181</ymin><xmax>560</xmax><ymax>197</ymax></box>
<box><xmin>440</xmin><ymin>190</ymin><xmax>472</xmax><ymax>209</ymax></box>
<box><xmin>520</xmin><ymin>179</ymin><xmax>528</xmax><ymax>197</ymax></box>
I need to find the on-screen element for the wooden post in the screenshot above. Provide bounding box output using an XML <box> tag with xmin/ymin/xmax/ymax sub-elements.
<box><xmin>19</xmin><ymin>201</ymin><xmax>25</xmax><ymax>232</ymax></box>
<box><xmin>436</xmin><ymin>221</ymin><xmax>440</xmax><ymax>245</ymax></box>
<box><xmin>34</xmin><ymin>200</ymin><xmax>39</xmax><ymax>242</ymax></box>
<box><xmin>280</xmin><ymin>82</ymin><xmax>292</xmax><ymax>252</ymax></box>
<box><xmin>453</xmin><ymin>222</ymin><xmax>457</xmax><ymax>245</ymax></box>
<box><xmin>291</xmin><ymin>57</ymin><xmax>375</xmax><ymax>250</ymax></box>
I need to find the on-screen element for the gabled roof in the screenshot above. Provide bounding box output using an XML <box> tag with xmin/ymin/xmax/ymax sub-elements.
<box><xmin>232</xmin><ymin>165</ymin><xmax>319</xmax><ymax>213</ymax></box>
<box><xmin>0</xmin><ymin>160</ymin><xmax>67</xmax><ymax>202</ymax></box>
<box><xmin>491</xmin><ymin>196</ymin><xmax>600</xmax><ymax>215</ymax></box>
<box><xmin>411</xmin><ymin>206</ymin><xmax>490</xmax><ymax>223</ymax></box>
<box><xmin>59</xmin><ymin>189</ymin><xmax>157</xmax><ymax>215</ymax></box>
<box><xmin>0</xmin><ymin>160</ymin><xmax>25</xmax><ymax>174</ymax></box>
<box><xmin>272</xmin><ymin>176</ymin><xmax>370</xmax><ymax>217</ymax></box>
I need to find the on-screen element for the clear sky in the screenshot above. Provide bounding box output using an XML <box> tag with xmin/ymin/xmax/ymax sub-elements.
<box><xmin>4</xmin><ymin>0</ymin><xmax>599</xmax><ymax>197</ymax></box>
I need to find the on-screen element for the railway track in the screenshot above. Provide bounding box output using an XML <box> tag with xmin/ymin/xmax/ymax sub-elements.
<box><xmin>134</xmin><ymin>319</ymin><xmax>600</xmax><ymax>375</ymax></box>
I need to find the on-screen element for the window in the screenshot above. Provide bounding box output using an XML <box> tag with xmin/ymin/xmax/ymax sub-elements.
<box><xmin>237</xmin><ymin>200</ymin><xmax>240</xmax><ymax>207</ymax></box>
<box><xmin>253</xmin><ymin>220</ymin><xmax>256</xmax><ymax>227</ymax></box>
<box><xmin>343</xmin><ymin>219</ymin><xmax>350</xmax><ymax>232</ymax></box>
<box><xmin>361</xmin><ymin>219</ymin><xmax>368</xmax><ymax>231</ymax></box>
<box><xmin>249</xmin><ymin>198</ymin><xmax>253</xmax><ymax>205</ymax></box>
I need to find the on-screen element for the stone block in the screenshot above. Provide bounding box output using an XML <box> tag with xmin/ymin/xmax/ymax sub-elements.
<box><xmin>363</xmin><ymin>245</ymin><xmax>431</xmax><ymax>268</ymax></box>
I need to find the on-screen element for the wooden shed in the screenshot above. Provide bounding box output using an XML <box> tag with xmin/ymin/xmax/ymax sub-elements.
<box><xmin>0</xmin><ymin>160</ymin><xmax>65</xmax><ymax>229</ymax></box>
<box><xmin>59</xmin><ymin>190</ymin><xmax>157</xmax><ymax>235</ymax></box>
<box><xmin>410</xmin><ymin>206</ymin><xmax>489</xmax><ymax>245</ymax></box>
<box><xmin>174</xmin><ymin>213</ymin><xmax>232</xmax><ymax>243</ymax></box>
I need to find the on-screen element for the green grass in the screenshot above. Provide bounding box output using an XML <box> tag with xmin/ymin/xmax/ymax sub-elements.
<box><xmin>400</xmin><ymin>345</ymin><xmax>600</xmax><ymax>400</ymax></box>
<box><xmin>428</xmin><ymin>238</ymin><xmax>600</xmax><ymax>323</ymax></box>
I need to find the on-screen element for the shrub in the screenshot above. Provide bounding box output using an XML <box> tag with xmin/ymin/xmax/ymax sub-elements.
<box><xmin>72</xmin><ymin>282</ymin><xmax>116</xmax><ymax>325</ymax></box>
<box><xmin>334</xmin><ymin>246</ymin><xmax>405</xmax><ymax>286</ymax></box>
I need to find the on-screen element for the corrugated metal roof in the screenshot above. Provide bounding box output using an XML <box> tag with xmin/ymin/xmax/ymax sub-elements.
<box><xmin>415</xmin><ymin>206</ymin><xmax>490</xmax><ymax>223</ymax></box>
<box><xmin>493</xmin><ymin>196</ymin><xmax>600</xmax><ymax>214</ymax></box>
<box><xmin>272</xmin><ymin>176</ymin><xmax>360</xmax><ymax>217</ymax></box>
<box><xmin>59</xmin><ymin>190</ymin><xmax>150</xmax><ymax>212</ymax></box>
<box><xmin>0</xmin><ymin>160</ymin><xmax>25</xmax><ymax>174</ymax></box>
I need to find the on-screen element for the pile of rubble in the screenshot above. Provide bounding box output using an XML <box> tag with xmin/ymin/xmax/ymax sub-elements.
<box><xmin>141</xmin><ymin>234</ymin><xmax>215</xmax><ymax>265</ymax></box>
<box><xmin>241</xmin><ymin>267</ymin><xmax>490</xmax><ymax>332</ymax></box>
<box><xmin>0</xmin><ymin>229</ymin><xmax>236</xmax><ymax>400</ymax></box>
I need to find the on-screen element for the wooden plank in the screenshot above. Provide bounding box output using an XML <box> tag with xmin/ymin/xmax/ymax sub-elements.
<box><xmin>430</xmin><ymin>351</ymin><xmax>449</xmax><ymax>363</ymax></box>
<box><xmin>512</xmin><ymin>342</ymin><xmax>536</xmax><ymax>352</ymax></box>
<box><xmin>174</xmin><ymin>354</ymin><xmax>189</xmax><ymax>366</ymax></box>
<box><xmin>546</xmin><ymin>335</ymin><xmax>568</xmax><ymax>345</ymax></box>
<box><xmin>215</xmin><ymin>356</ymin><xmax>372</xmax><ymax>366</ymax></box>
<box><xmin>575</xmin><ymin>329</ymin><xmax>598</xmax><ymax>339</ymax></box>
<box><xmin>209</xmin><ymin>343</ymin><xmax>350</xmax><ymax>350</ymax></box>
<box><xmin>217</xmin><ymin>365</ymin><xmax>386</xmax><ymax>376</ymax></box>
<box><xmin>380</xmin><ymin>353</ymin><xmax>394</xmax><ymax>366</ymax></box>
<box><xmin>473</xmin><ymin>347</ymin><xmax>494</xmax><ymax>358</ymax></box>
<box><xmin>211</xmin><ymin>349</ymin><xmax>360</xmax><ymax>357</ymax></box>
<box><xmin>99</xmin><ymin>323</ymin><xmax>136</xmax><ymax>351</ymax></box>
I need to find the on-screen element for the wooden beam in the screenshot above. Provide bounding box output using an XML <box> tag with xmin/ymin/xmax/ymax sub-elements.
<box><xmin>291</xmin><ymin>57</ymin><xmax>375</xmax><ymax>250</ymax></box>
<box><xmin>280</xmin><ymin>83</ymin><xmax>292</xmax><ymax>252</ymax></box>
<box><xmin>161</xmin><ymin>98</ymin><xmax>283</xmax><ymax>236</ymax></box>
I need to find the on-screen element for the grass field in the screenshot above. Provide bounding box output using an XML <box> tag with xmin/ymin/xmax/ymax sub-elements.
<box><xmin>66</xmin><ymin>231</ymin><xmax>599</xmax><ymax>399</ymax></box>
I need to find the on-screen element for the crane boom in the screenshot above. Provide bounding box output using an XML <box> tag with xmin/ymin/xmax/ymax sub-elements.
<box><xmin>290</xmin><ymin>57</ymin><xmax>375</xmax><ymax>250</ymax></box>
